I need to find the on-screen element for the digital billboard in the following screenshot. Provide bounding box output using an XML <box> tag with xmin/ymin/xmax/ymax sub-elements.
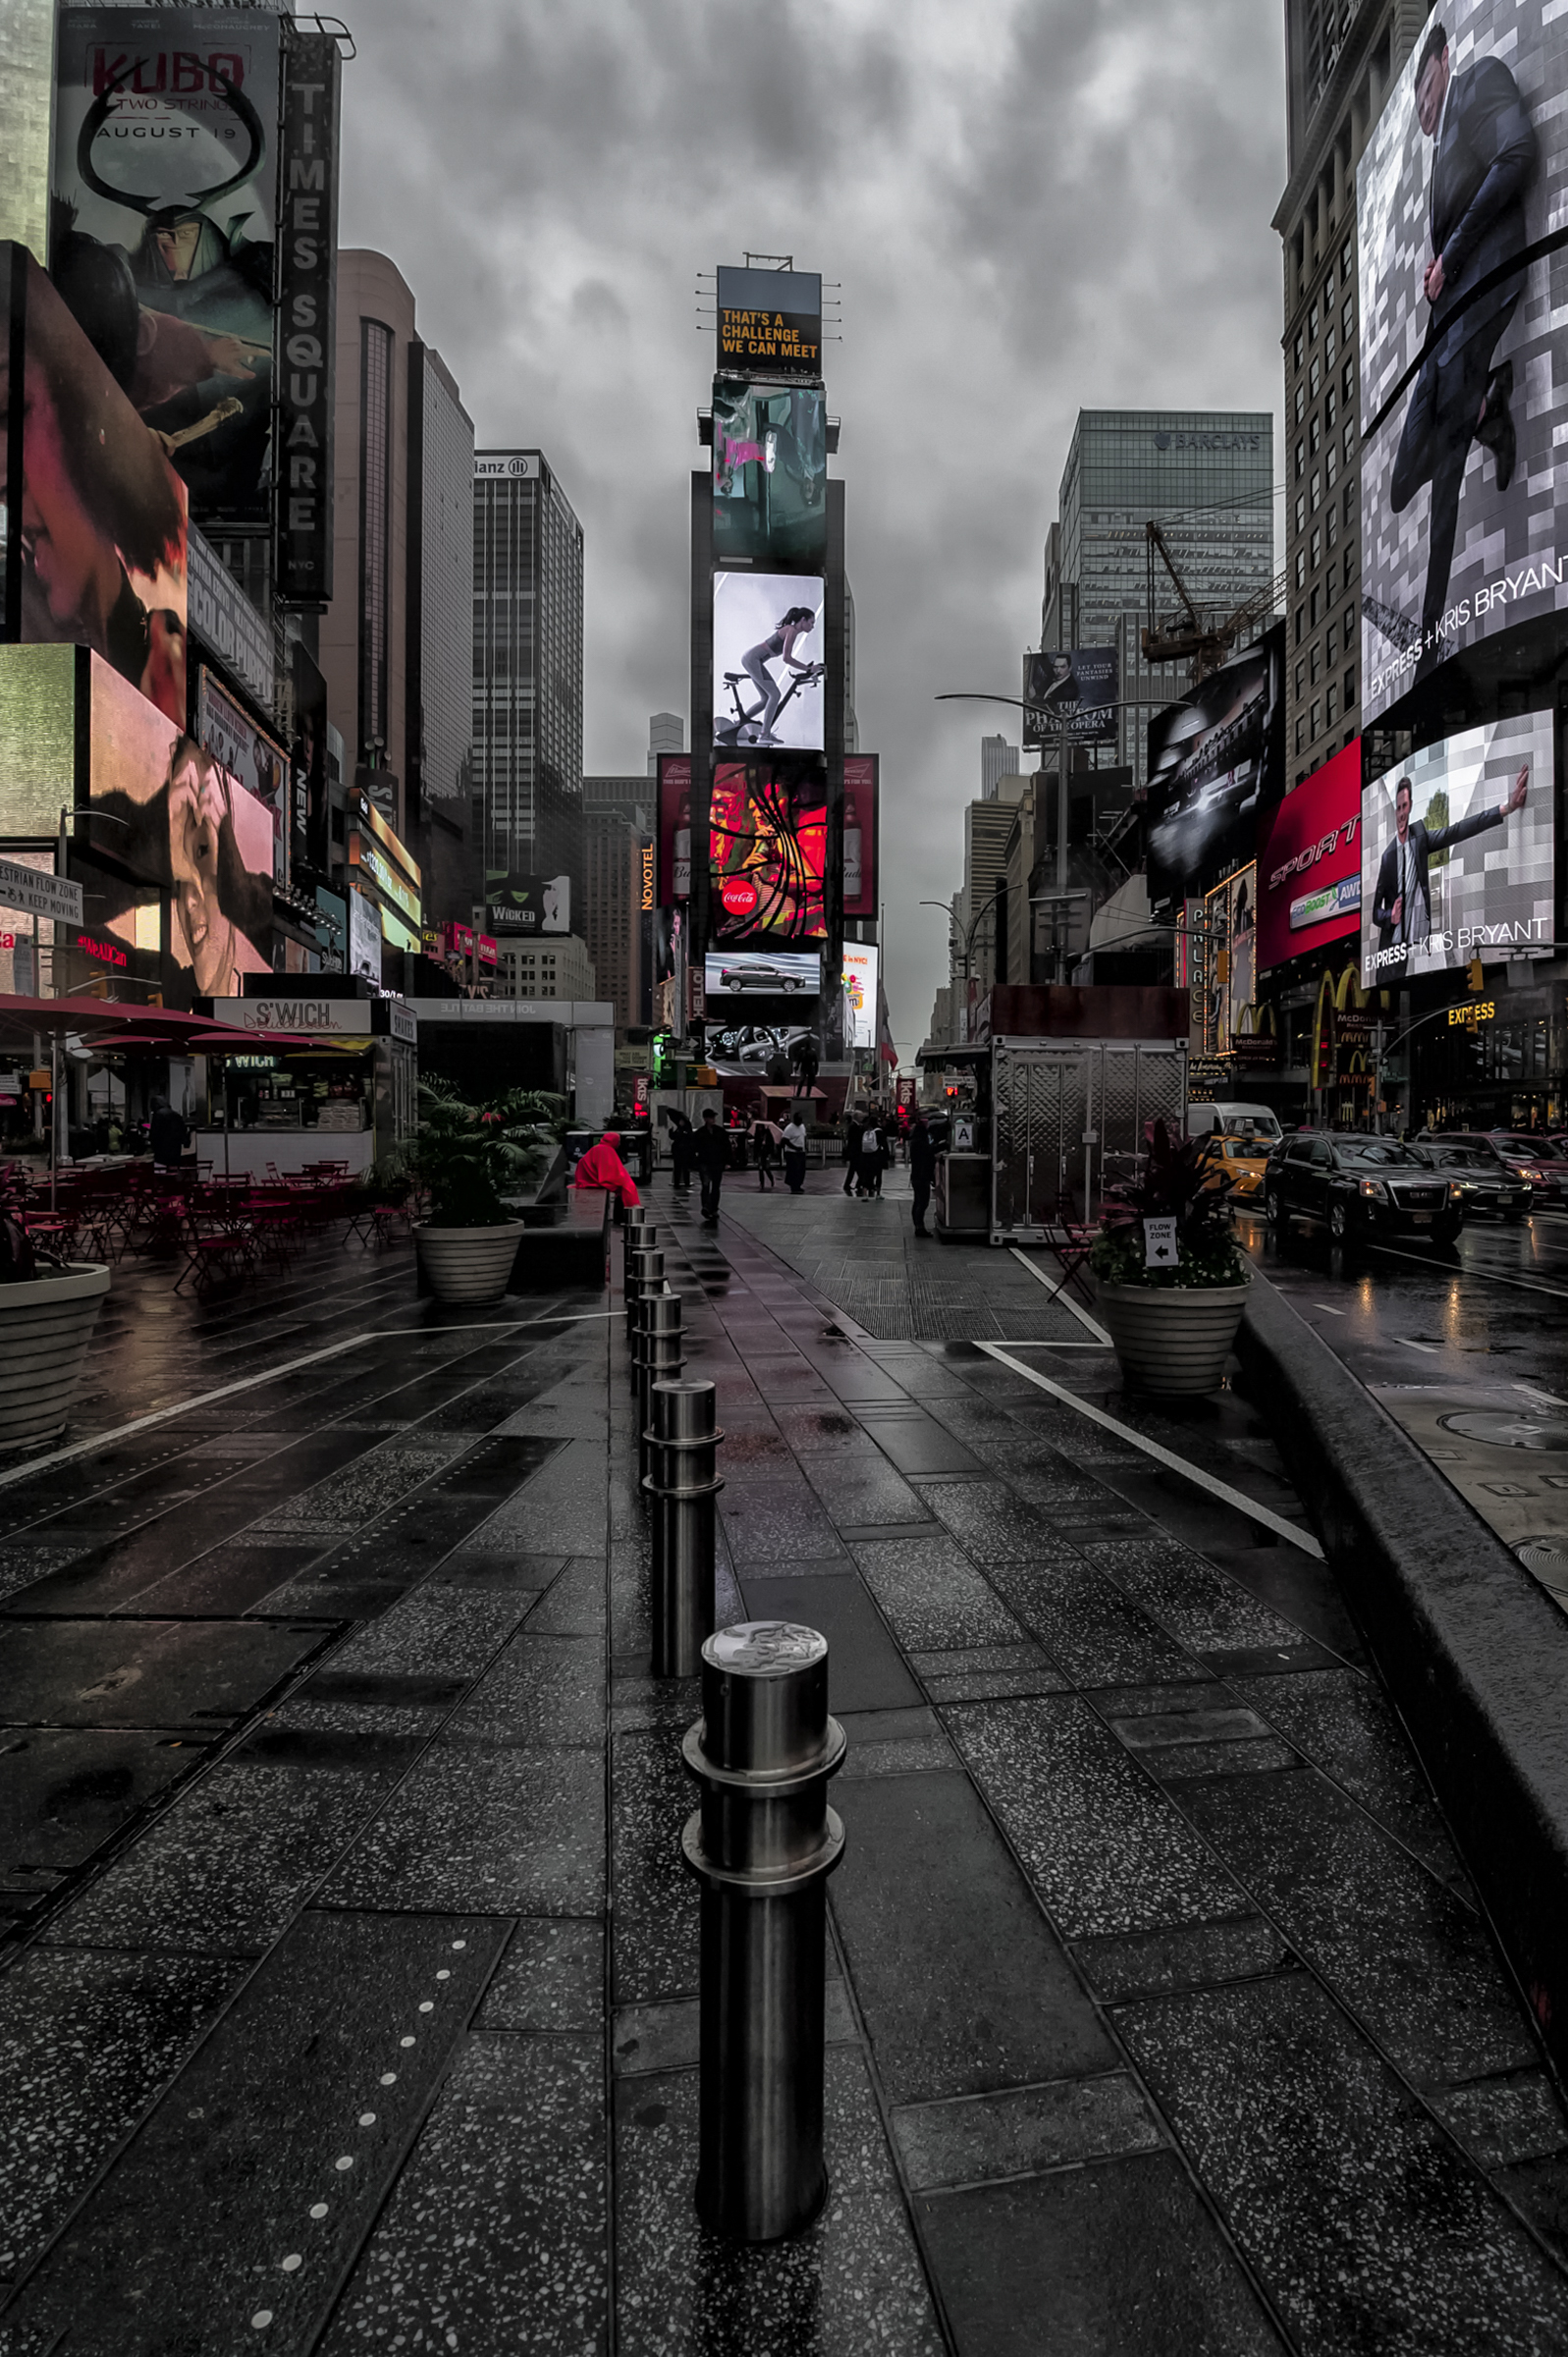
<box><xmin>1145</xmin><ymin>626</ymin><xmax>1284</xmax><ymax>907</ymax></box>
<box><xmin>0</xmin><ymin>644</ymin><xmax>77</xmax><ymax>838</ymax></box>
<box><xmin>842</xmin><ymin>754</ymin><xmax>879</xmax><ymax>920</ymax></box>
<box><xmin>348</xmin><ymin>888</ymin><xmax>382</xmax><ymax>984</ymax></box>
<box><xmin>712</xmin><ymin>380</ymin><xmax>827</xmax><ymax>570</ymax></box>
<box><xmin>196</xmin><ymin>670</ymin><xmax>287</xmax><ymax>884</ymax></box>
<box><xmin>704</xmin><ymin>949</ymin><xmax>821</xmax><ymax>998</ymax></box>
<box><xmin>716</xmin><ymin>265</ymin><xmax>822</xmax><ymax>382</ymax></box>
<box><xmin>709</xmin><ymin>760</ymin><xmax>826</xmax><ymax>942</ymax></box>
<box><xmin>486</xmin><ymin>872</ymin><xmax>571</xmax><ymax>936</ymax></box>
<box><xmin>51</xmin><ymin>8</ymin><xmax>281</xmax><ymax>525</ymax></box>
<box><xmin>1361</xmin><ymin>712</ymin><xmax>1552</xmax><ymax>986</ymax></box>
<box><xmin>713</xmin><ymin>573</ymin><xmax>824</xmax><ymax>752</ymax></box>
<box><xmin>1358</xmin><ymin>4</ymin><xmax>1565</xmax><ymax>719</ymax></box>
<box><xmin>1201</xmin><ymin>866</ymin><xmax>1256</xmax><ymax>1056</ymax></box>
<box><xmin>1023</xmin><ymin>648</ymin><xmax>1117</xmax><ymax>747</ymax></box>
<box><xmin>3</xmin><ymin>248</ymin><xmax>189</xmax><ymax>729</ymax></box>
<box><xmin>841</xmin><ymin>942</ymin><xmax>880</xmax><ymax>1053</ymax></box>
<box><xmin>87</xmin><ymin>653</ymin><xmax>271</xmax><ymax>993</ymax></box>
<box><xmin>1256</xmin><ymin>740</ymin><xmax>1363</xmax><ymax>972</ymax></box>
<box><xmin>657</xmin><ymin>755</ymin><xmax>691</xmax><ymax>904</ymax></box>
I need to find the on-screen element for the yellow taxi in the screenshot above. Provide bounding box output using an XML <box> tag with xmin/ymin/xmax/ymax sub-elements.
<box><xmin>1198</xmin><ymin>1133</ymin><xmax>1271</xmax><ymax>1208</ymax></box>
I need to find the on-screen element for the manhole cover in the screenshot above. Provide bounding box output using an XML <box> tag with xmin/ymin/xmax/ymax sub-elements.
<box><xmin>1436</xmin><ymin>1410</ymin><xmax>1568</xmax><ymax>1453</ymax></box>
<box><xmin>1516</xmin><ymin>1539</ymin><xmax>1568</xmax><ymax>1580</ymax></box>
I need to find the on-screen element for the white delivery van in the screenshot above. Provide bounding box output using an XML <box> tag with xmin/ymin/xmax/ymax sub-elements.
<box><xmin>1186</xmin><ymin>1102</ymin><xmax>1283</xmax><ymax>1144</ymax></box>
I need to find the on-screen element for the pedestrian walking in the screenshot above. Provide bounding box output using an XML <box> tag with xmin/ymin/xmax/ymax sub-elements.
<box><xmin>782</xmin><ymin>1112</ymin><xmax>808</xmax><ymax>1195</ymax></box>
<box><xmin>669</xmin><ymin>1111</ymin><xmax>695</xmax><ymax>1194</ymax></box>
<box><xmin>909</xmin><ymin>1115</ymin><xmax>937</xmax><ymax>1236</ymax></box>
<box><xmin>750</xmin><ymin>1117</ymin><xmax>781</xmax><ymax>1189</ymax></box>
<box><xmin>859</xmin><ymin>1117</ymin><xmax>885</xmax><ymax>1198</ymax></box>
<box><xmin>148</xmin><ymin>1094</ymin><xmax>189</xmax><ymax>1173</ymax></box>
<box><xmin>693</xmin><ymin>1108</ymin><xmax>730</xmax><ymax>1224</ymax></box>
<box><xmin>842</xmin><ymin>1115</ymin><xmax>863</xmax><ymax>1198</ymax></box>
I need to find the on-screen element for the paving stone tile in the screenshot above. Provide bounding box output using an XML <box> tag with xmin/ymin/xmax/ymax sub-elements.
<box><xmin>1088</xmin><ymin>1538</ymin><xmax>1312</xmax><ymax>1655</ymax></box>
<box><xmin>613</xmin><ymin>2050</ymin><xmax>944</xmax><ymax>2355</ymax></box>
<box><xmin>523</xmin><ymin>1556</ymin><xmax>608</xmax><ymax>1638</ymax></box>
<box><xmin>248</xmin><ymin>1439</ymin><xmax>471</xmax><ymax>1533</ymax></box>
<box><xmin>444</xmin><ymin>1633</ymin><xmax>601</xmax><ymax>1748</ymax></box>
<box><xmin>0</xmin><ymin>1727</ymin><xmax>207</xmax><ymax>1903</ymax></box>
<box><xmin>946</xmin><ymin>1696</ymin><xmax>1247</xmax><ymax>1939</ymax></box>
<box><xmin>477</xmin><ymin>1920</ymin><xmax>604</xmax><ymax>2033</ymax></box>
<box><xmin>736</xmin><ymin>1577</ymin><xmax>921</xmax><ymax>1714</ymax></box>
<box><xmin>923</xmin><ymin>1665</ymin><xmax>1075</xmax><ymax>1704</ymax></box>
<box><xmin>1115</xmin><ymin>1972</ymin><xmax>1568</xmax><ymax>2353</ymax></box>
<box><xmin>612</xmin><ymin>1728</ymin><xmax>699</xmax><ymax>2005</ymax></box>
<box><xmin>915</xmin><ymin>2151</ymin><xmax>1283</xmax><ymax>2355</ymax></box>
<box><xmin>1072</xmin><ymin>1917</ymin><xmax>1298</xmax><ymax>2001</ymax></box>
<box><xmin>849</xmin><ymin>1534</ymin><xmax>1025</xmax><ymax>1652</ymax></box>
<box><xmin>986</xmin><ymin>1560</ymin><xmax>1200</xmax><ymax>1687</ymax></box>
<box><xmin>0</xmin><ymin>1617</ymin><xmax>327</xmax><ymax>1732</ymax></box>
<box><xmin>800</xmin><ymin>1455</ymin><xmax>934</xmax><ymax>1529</ymax></box>
<box><xmin>53</xmin><ymin>1761</ymin><xmax>391</xmax><ymax>1953</ymax></box>
<box><xmin>470</xmin><ymin>1439</ymin><xmax>607</xmax><ymax>1558</ymax></box>
<box><xmin>0</xmin><ymin>1946</ymin><xmax>245</xmax><ymax>2278</ymax></box>
<box><xmin>1431</xmin><ymin>2071</ymin><xmax>1568</xmax><ymax>2170</ymax></box>
<box><xmin>0</xmin><ymin>1911</ymin><xmax>505</xmax><ymax>2355</ymax></box>
<box><xmin>1232</xmin><ymin>1665</ymin><xmax>1465</xmax><ymax>1884</ymax></box>
<box><xmin>831</xmin><ymin>1769</ymin><xmax>1115</xmax><ymax>2105</ymax></box>
<box><xmin>1177</xmin><ymin>1770</ymin><xmax>1540</xmax><ymax>2089</ymax></box>
<box><xmin>718</xmin><ymin>1480</ymin><xmax>849</xmax><ymax>1567</ymax></box>
<box><xmin>1139</xmin><ymin>1735</ymin><xmax>1302</xmax><ymax>1781</ymax></box>
<box><xmin>849</xmin><ymin>1411</ymin><xmax>984</xmax><ymax>1479</ymax></box>
<box><xmin>893</xmin><ymin>2069</ymin><xmax>1163</xmax><ymax>2191</ymax></box>
<box><xmin>322</xmin><ymin>1742</ymin><xmax>604</xmax><ymax>1916</ymax></box>
<box><xmin>320</xmin><ymin>2034</ymin><xmax>607</xmax><ymax>2356</ymax></box>
<box><xmin>918</xmin><ymin>1479</ymin><xmax>1089</xmax><ymax>1564</ymax></box>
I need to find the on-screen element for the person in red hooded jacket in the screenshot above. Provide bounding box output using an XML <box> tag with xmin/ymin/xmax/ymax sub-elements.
<box><xmin>571</xmin><ymin>1130</ymin><xmax>640</xmax><ymax>1209</ymax></box>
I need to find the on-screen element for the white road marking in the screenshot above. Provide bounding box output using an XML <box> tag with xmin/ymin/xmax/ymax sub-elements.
<box><xmin>1007</xmin><ymin>1248</ymin><xmax>1113</xmax><ymax>1344</ymax></box>
<box><xmin>976</xmin><ymin>1342</ymin><xmax>1325</xmax><ymax>1559</ymax></box>
<box><xmin>1313</xmin><ymin>1302</ymin><xmax>1347</xmax><ymax>1315</ymax></box>
<box><xmin>1368</xmin><ymin>1241</ymin><xmax>1568</xmax><ymax>1302</ymax></box>
<box><xmin>1394</xmin><ymin>1338</ymin><xmax>1441</xmax><ymax>1355</ymax></box>
<box><xmin>0</xmin><ymin>1310</ymin><xmax>619</xmax><ymax>1493</ymax></box>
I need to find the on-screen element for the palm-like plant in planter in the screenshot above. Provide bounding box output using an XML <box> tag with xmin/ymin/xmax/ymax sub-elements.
<box><xmin>403</xmin><ymin>1083</ymin><xmax>565</xmax><ymax>1305</ymax></box>
<box><xmin>0</xmin><ymin>1168</ymin><xmax>112</xmax><ymax>1451</ymax></box>
<box><xmin>1088</xmin><ymin>1120</ymin><xmax>1251</xmax><ymax>1395</ymax></box>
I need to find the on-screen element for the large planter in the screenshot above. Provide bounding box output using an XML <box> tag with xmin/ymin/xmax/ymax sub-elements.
<box><xmin>0</xmin><ymin>1262</ymin><xmax>112</xmax><ymax>1451</ymax></box>
<box><xmin>415</xmin><ymin>1221</ymin><xmax>524</xmax><ymax>1307</ymax></box>
<box><xmin>1096</xmin><ymin>1280</ymin><xmax>1251</xmax><ymax>1397</ymax></box>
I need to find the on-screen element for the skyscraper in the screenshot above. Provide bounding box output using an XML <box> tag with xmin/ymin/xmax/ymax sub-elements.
<box><xmin>406</xmin><ymin>344</ymin><xmax>474</xmax><ymax>926</ymax></box>
<box><xmin>471</xmin><ymin>451</ymin><xmax>585</xmax><ymax>899</ymax></box>
<box><xmin>981</xmin><ymin>735</ymin><xmax>1020</xmax><ymax>800</ymax></box>
<box><xmin>1274</xmin><ymin>3</ymin><xmax>1417</xmax><ymax>785</ymax></box>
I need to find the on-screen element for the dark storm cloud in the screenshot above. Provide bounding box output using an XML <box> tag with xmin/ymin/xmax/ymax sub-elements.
<box><xmin>339</xmin><ymin>0</ymin><xmax>1285</xmax><ymax>1049</ymax></box>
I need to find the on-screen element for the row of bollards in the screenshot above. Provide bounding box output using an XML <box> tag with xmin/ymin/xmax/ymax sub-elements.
<box><xmin>620</xmin><ymin>1210</ymin><xmax>843</xmax><ymax>2245</ymax></box>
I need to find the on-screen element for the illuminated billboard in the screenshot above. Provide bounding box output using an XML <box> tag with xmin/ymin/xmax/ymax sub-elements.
<box><xmin>713</xmin><ymin>574</ymin><xmax>824</xmax><ymax>752</ymax></box>
<box><xmin>716</xmin><ymin>264</ymin><xmax>822</xmax><ymax>383</ymax></box>
<box><xmin>704</xmin><ymin>949</ymin><xmax>820</xmax><ymax>998</ymax></box>
<box><xmin>1023</xmin><ymin>648</ymin><xmax>1117</xmax><ymax>747</ymax></box>
<box><xmin>0</xmin><ymin>644</ymin><xmax>78</xmax><ymax>837</ymax></box>
<box><xmin>1145</xmin><ymin>626</ymin><xmax>1284</xmax><ymax>906</ymax></box>
<box><xmin>486</xmin><ymin>872</ymin><xmax>571</xmax><ymax>936</ymax></box>
<box><xmin>1360</xmin><ymin>712</ymin><xmax>1553</xmax><ymax>988</ymax></box>
<box><xmin>1200</xmin><ymin>867</ymin><xmax>1256</xmax><ymax>1056</ymax></box>
<box><xmin>51</xmin><ymin>7</ymin><xmax>281</xmax><ymax>525</ymax></box>
<box><xmin>1256</xmin><ymin>741</ymin><xmax>1363</xmax><ymax>972</ymax></box>
<box><xmin>712</xmin><ymin>381</ymin><xmax>827</xmax><ymax>570</ymax></box>
<box><xmin>196</xmin><ymin>670</ymin><xmax>287</xmax><ymax>884</ymax></box>
<box><xmin>87</xmin><ymin>654</ymin><xmax>271</xmax><ymax>993</ymax></box>
<box><xmin>841</xmin><ymin>942</ymin><xmax>880</xmax><ymax>1053</ymax></box>
<box><xmin>1357</xmin><ymin>5</ymin><xmax>1565</xmax><ymax>718</ymax></box>
<box><xmin>709</xmin><ymin>761</ymin><xmax>826</xmax><ymax>942</ymax></box>
<box><xmin>656</xmin><ymin>756</ymin><xmax>691</xmax><ymax>904</ymax></box>
<box><xmin>2</xmin><ymin>247</ymin><xmax>189</xmax><ymax>729</ymax></box>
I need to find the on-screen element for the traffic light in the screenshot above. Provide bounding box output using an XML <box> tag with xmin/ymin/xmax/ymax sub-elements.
<box><xmin>1315</xmin><ymin>1020</ymin><xmax>1332</xmax><ymax>1088</ymax></box>
<box><xmin>1467</xmin><ymin>957</ymin><xmax>1485</xmax><ymax>994</ymax></box>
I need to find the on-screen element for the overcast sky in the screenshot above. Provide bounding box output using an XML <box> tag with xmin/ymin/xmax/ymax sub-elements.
<box><xmin>339</xmin><ymin>0</ymin><xmax>1289</xmax><ymax>1054</ymax></box>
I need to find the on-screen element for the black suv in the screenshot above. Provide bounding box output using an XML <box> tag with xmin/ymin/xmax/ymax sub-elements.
<box><xmin>1408</xmin><ymin>1140</ymin><xmax>1532</xmax><ymax>1220</ymax></box>
<box><xmin>1265</xmin><ymin>1133</ymin><xmax>1462</xmax><ymax>1246</ymax></box>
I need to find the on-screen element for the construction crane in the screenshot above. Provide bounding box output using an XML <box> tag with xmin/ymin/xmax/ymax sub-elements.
<box><xmin>1141</xmin><ymin>520</ymin><xmax>1287</xmax><ymax>684</ymax></box>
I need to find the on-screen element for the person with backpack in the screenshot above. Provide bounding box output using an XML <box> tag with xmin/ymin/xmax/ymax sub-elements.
<box><xmin>858</xmin><ymin>1115</ymin><xmax>884</xmax><ymax>1198</ymax></box>
<box><xmin>693</xmin><ymin>1108</ymin><xmax>730</xmax><ymax>1223</ymax></box>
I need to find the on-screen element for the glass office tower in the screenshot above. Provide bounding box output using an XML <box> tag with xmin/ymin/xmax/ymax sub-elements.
<box><xmin>471</xmin><ymin>452</ymin><xmax>584</xmax><ymax>889</ymax></box>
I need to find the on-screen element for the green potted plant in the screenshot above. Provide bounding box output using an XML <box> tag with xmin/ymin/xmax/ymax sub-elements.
<box><xmin>0</xmin><ymin>1171</ymin><xmax>112</xmax><ymax>1451</ymax></box>
<box><xmin>404</xmin><ymin>1085</ymin><xmax>557</xmax><ymax>1306</ymax></box>
<box><xmin>1088</xmin><ymin>1120</ymin><xmax>1251</xmax><ymax>1396</ymax></box>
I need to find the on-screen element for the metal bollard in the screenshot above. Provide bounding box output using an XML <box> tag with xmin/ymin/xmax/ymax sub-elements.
<box><xmin>681</xmin><ymin>1620</ymin><xmax>846</xmax><ymax>2241</ymax></box>
<box><xmin>635</xmin><ymin>1289</ymin><xmax>686</xmax><ymax>1481</ymax></box>
<box><xmin>644</xmin><ymin>1379</ymin><xmax>722</xmax><ymax>1676</ymax></box>
<box><xmin>625</xmin><ymin>1244</ymin><xmax>664</xmax><ymax>1378</ymax></box>
<box><xmin>622</xmin><ymin>1204</ymin><xmax>650</xmax><ymax>1255</ymax></box>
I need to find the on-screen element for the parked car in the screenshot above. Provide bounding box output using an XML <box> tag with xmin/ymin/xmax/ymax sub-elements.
<box><xmin>1265</xmin><ymin>1132</ymin><xmax>1462</xmax><ymax>1246</ymax></box>
<box><xmin>1408</xmin><ymin>1140</ymin><xmax>1531</xmax><ymax>1220</ymax></box>
<box><xmin>1417</xmin><ymin>1130</ymin><xmax>1568</xmax><ymax>1205</ymax></box>
<box><xmin>1197</xmin><ymin>1133</ymin><xmax>1271</xmax><ymax>1207</ymax></box>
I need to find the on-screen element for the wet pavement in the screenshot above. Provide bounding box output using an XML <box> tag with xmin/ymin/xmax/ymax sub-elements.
<box><xmin>0</xmin><ymin>1178</ymin><xmax>1565</xmax><ymax>2351</ymax></box>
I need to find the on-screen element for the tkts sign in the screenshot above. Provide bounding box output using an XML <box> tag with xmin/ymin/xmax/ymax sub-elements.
<box><xmin>273</xmin><ymin>28</ymin><xmax>342</xmax><ymax>607</ymax></box>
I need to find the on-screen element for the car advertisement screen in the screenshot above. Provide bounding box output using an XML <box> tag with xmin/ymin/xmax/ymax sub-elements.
<box><xmin>705</xmin><ymin>949</ymin><xmax>821</xmax><ymax>1000</ymax></box>
<box><xmin>1360</xmin><ymin>711</ymin><xmax>1553</xmax><ymax>987</ymax></box>
<box><xmin>4</xmin><ymin>248</ymin><xmax>189</xmax><ymax>729</ymax></box>
<box><xmin>841</xmin><ymin>942</ymin><xmax>880</xmax><ymax>1052</ymax></box>
<box><xmin>709</xmin><ymin>760</ymin><xmax>827</xmax><ymax>943</ymax></box>
<box><xmin>51</xmin><ymin>6</ymin><xmax>281</xmax><ymax>525</ymax></box>
<box><xmin>712</xmin><ymin>573</ymin><xmax>824</xmax><ymax>752</ymax></box>
<box><xmin>1023</xmin><ymin>648</ymin><xmax>1117</xmax><ymax>747</ymax></box>
<box><xmin>1145</xmin><ymin>626</ymin><xmax>1284</xmax><ymax>906</ymax></box>
<box><xmin>1256</xmin><ymin>740</ymin><xmax>1363</xmax><ymax>972</ymax></box>
<box><xmin>87</xmin><ymin>653</ymin><xmax>271</xmax><ymax>994</ymax></box>
<box><xmin>1357</xmin><ymin>2</ymin><xmax>1566</xmax><ymax>718</ymax></box>
<box><xmin>712</xmin><ymin>380</ymin><xmax>827</xmax><ymax>571</ymax></box>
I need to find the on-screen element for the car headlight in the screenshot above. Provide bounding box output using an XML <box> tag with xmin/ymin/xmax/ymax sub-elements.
<box><xmin>1448</xmin><ymin>1183</ymin><xmax>1465</xmax><ymax>1201</ymax></box>
<box><xmin>1359</xmin><ymin>1178</ymin><xmax>1386</xmax><ymax>1200</ymax></box>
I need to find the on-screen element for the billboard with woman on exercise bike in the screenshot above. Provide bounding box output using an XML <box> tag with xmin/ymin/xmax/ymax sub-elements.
<box><xmin>712</xmin><ymin>573</ymin><xmax>825</xmax><ymax>751</ymax></box>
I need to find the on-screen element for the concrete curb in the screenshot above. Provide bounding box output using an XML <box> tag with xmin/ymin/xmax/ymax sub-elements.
<box><xmin>1235</xmin><ymin>1271</ymin><xmax>1568</xmax><ymax>2085</ymax></box>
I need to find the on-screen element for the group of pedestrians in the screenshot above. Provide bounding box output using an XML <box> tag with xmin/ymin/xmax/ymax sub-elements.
<box><xmin>661</xmin><ymin>1103</ymin><xmax>935</xmax><ymax>1232</ymax></box>
<box><xmin>842</xmin><ymin>1113</ymin><xmax>888</xmax><ymax>1199</ymax></box>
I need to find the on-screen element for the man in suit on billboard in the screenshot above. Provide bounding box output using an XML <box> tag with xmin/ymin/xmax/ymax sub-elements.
<box><xmin>1371</xmin><ymin>763</ymin><xmax>1529</xmax><ymax>958</ymax></box>
<box><xmin>1388</xmin><ymin>22</ymin><xmax>1537</xmax><ymax>657</ymax></box>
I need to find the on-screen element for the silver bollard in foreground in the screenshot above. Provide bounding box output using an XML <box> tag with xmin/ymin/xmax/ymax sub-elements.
<box><xmin>645</xmin><ymin>1379</ymin><xmax>722</xmax><ymax>1676</ymax></box>
<box><xmin>625</xmin><ymin>1244</ymin><xmax>664</xmax><ymax>1381</ymax></box>
<box><xmin>635</xmin><ymin>1289</ymin><xmax>686</xmax><ymax>1482</ymax></box>
<box><xmin>681</xmin><ymin>1620</ymin><xmax>846</xmax><ymax>2241</ymax></box>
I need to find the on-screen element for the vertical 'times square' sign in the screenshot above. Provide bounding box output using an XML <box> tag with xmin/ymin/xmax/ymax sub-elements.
<box><xmin>273</xmin><ymin>29</ymin><xmax>342</xmax><ymax>607</ymax></box>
